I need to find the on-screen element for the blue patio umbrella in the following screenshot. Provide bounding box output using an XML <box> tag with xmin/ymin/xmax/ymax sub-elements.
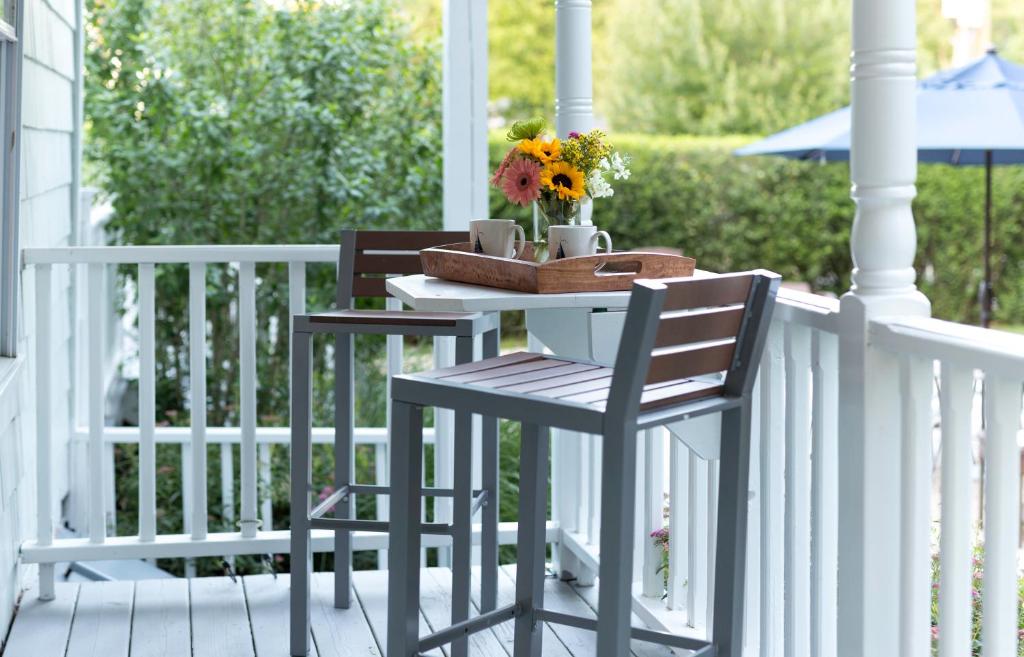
<box><xmin>736</xmin><ymin>48</ymin><xmax>1024</xmax><ymax>326</ymax></box>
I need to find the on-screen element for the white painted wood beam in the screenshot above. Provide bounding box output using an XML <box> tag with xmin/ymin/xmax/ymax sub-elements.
<box><xmin>442</xmin><ymin>0</ymin><xmax>488</xmax><ymax>230</ymax></box>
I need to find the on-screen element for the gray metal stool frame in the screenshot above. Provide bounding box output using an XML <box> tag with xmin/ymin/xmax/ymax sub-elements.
<box><xmin>290</xmin><ymin>229</ymin><xmax>502</xmax><ymax>657</ymax></box>
<box><xmin>385</xmin><ymin>270</ymin><xmax>780</xmax><ymax>657</ymax></box>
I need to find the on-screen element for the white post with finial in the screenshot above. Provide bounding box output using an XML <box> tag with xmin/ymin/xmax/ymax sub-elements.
<box><xmin>555</xmin><ymin>0</ymin><xmax>594</xmax><ymax>226</ymax></box>
<box><xmin>551</xmin><ymin>0</ymin><xmax>596</xmax><ymax>585</ymax></box>
<box><xmin>837</xmin><ymin>0</ymin><xmax>931</xmax><ymax>654</ymax></box>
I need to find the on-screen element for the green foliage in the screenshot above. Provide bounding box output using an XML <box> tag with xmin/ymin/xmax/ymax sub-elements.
<box><xmin>492</xmin><ymin>133</ymin><xmax>1024</xmax><ymax>326</ymax></box>
<box><xmin>86</xmin><ymin>0</ymin><xmax>443</xmax><ymax>574</ymax></box>
<box><xmin>929</xmin><ymin>544</ymin><xmax>1024</xmax><ymax>655</ymax></box>
<box><xmin>600</xmin><ymin>0</ymin><xmax>850</xmax><ymax>135</ymax></box>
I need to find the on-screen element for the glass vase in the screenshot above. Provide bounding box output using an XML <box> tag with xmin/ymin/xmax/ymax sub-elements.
<box><xmin>533</xmin><ymin>197</ymin><xmax>580</xmax><ymax>262</ymax></box>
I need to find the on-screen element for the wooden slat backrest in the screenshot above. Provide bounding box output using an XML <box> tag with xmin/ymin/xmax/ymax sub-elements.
<box><xmin>645</xmin><ymin>273</ymin><xmax>755</xmax><ymax>385</ymax></box>
<box><xmin>336</xmin><ymin>229</ymin><xmax>468</xmax><ymax>306</ymax></box>
<box><xmin>605</xmin><ymin>270</ymin><xmax>781</xmax><ymax>420</ymax></box>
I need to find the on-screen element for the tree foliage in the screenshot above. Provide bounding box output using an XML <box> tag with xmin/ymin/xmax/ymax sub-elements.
<box><xmin>86</xmin><ymin>0</ymin><xmax>443</xmax><ymax>571</ymax></box>
<box><xmin>599</xmin><ymin>0</ymin><xmax>850</xmax><ymax>135</ymax></box>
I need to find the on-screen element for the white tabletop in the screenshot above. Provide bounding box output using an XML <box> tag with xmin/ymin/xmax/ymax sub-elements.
<box><xmin>386</xmin><ymin>274</ymin><xmax>633</xmax><ymax>312</ymax></box>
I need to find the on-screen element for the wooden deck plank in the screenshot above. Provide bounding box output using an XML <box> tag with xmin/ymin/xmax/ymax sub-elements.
<box><xmin>351</xmin><ymin>569</ymin><xmax>443</xmax><ymax>657</ymax></box>
<box><xmin>3</xmin><ymin>582</ymin><xmax>79</xmax><ymax>657</ymax></box>
<box><xmin>309</xmin><ymin>572</ymin><xmax>379</xmax><ymax>657</ymax></box>
<box><xmin>471</xmin><ymin>567</ymin><xmax>574</xmax><ymax>657</ymax></box>
<box><xmin>65</xmin><ymin>581</ymin><xmax>134</xmax><ymax>657</ymax></box>
<box><xmin>130</xmin><ymin>578</ymin><xmax>191</xmax><ymax>657</ymax></box>
<box><xmin>243</xmin><ymin>574</ymin><xmax>319</xmax><ymax>657</ymax></box>
<box><xmin>421</xmin><ymin>568</ymin><xmax>506</xmax><ymax>657</ymax></box>
<box><xmin>190</xmin><ymin>577</ymin><xmax>255</xmax><ymax>657</ymax></box>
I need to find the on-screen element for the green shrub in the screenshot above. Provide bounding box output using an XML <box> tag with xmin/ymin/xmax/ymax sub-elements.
<box><xmin>491</xmin><ymin>133</ymin><xmax>1024</xmax><ymax>326</ymax></box>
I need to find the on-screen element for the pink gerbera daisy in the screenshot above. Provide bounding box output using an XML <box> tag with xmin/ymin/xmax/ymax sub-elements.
<box><xmin>501</xmin><ymin>158</ymin><xmax>542</xmax><ymax>207</ymax></box>
<box><xmin>490</xmin><ymin>148</ymin><xmax>518</xmax><ymax>187</ymax></box>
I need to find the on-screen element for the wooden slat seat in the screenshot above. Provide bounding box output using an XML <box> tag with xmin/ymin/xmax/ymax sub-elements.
<box><xmin>308</xmin><ymin>309</ymin><xmax>478</xmax><ymax>328</ymax></box>
<box><xmin>414</xmin><ymin>352</ymin><xmax>724</xmax><ymax>411</ymax></box>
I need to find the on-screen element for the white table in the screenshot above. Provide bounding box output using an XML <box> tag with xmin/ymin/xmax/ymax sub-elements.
<box><xmin>387</xmin><ymin>274</ymin><xmax>722</xmax><ymax>584</ymax></box>
<box><xmin>386</xmin><ymin>274</ymin><xmax>634</xmax><ymax>362</ymax></box>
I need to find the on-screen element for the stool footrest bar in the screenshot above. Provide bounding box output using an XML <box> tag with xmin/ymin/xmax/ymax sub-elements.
<box><xmin>417</xmin><ymin>603</ymin><xmax>517</xmax><ymax>653</ymax></box>
<box><xmin>309</xmin><ymin>486</ymin><xmax>349</xmax><ymax>520</ymax></box>
<box><xmin>325</xmin><ymin>484</ymin><xmax>484</xmax><ymax>498</ymax></box>
<box><xmin>470</xmin><ymin>489</ymin><xmax>489</xmax><ymax>516</ymax></box>
<box><xmin>308</xmin><ymin>517</ymin><xmax>452</xmax><ymax>535</ymax></box>
<box><xmin>533</xmin><ymin>608</ymin><xmax>714</xmax><ymax>653</ymax></box>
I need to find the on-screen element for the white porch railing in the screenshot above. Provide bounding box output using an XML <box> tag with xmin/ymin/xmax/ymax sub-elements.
<box><xmin>869</xmin><ymin>316</ymin><xmax>1024</xmax><ymax>657</ymax></box>
<box><xmin>21</xmin><ymin>245</ymin><xmax>556</xmax><ymax>596</ymax></box>
<box><xmin>18</xmin><ymin>244</ymin><xmax>1024</xmax><ymax>656</ymax></box>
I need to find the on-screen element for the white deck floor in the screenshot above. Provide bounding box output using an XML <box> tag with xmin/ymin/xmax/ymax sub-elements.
<box><xmin>2</xmin><ymin>566</ymin><xmax>678</xmax><ymax>657</ymax></box>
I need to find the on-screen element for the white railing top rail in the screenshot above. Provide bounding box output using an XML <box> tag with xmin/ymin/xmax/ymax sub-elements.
<box><xmin>22</xmin><ymin>244</ymin><xmax>339</xmax><ymax>265</ymax></box>
<box><xmin>870</xmin><ymin>315</ymin><xmax>1024</xmax><ymax>378</ymax></box>
<box><xmin>775</xmin><ymin>287</ymin><xmax>840</xmax><ymax>333</ymax></box>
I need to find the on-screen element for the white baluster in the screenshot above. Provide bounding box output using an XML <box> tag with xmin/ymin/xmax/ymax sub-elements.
<box><xmin>687</xmin><ymin>455</ymin><xmax>709</xmax><ymax>630</ymax></box>
<box><xmin>34</xmin><ymin>264</ymin><xmax>55</xmax><ymax>600</ymax></box>
<box><xmin>138</xmin><ymin>263</ymin><xmax>157</xmax><ymax>542</ymax></box>
<box><xmin>88</xmin><ymin>262</ymin><xmax>106</xmax><ymax>543</ymax></box>
<box><xmin>189</xmin><ymin>262</ymin><xmax>208</xmax><ymax>540</ymax></box>
<box><xmin>899</xmin><ymin>354</ymin><xmax>933</xmax><ymax>657</ymax></box>
<box><xmin>239</xmin><ymin>261</ymin><xmax>258</xmax><ymax>538</ymax></box>
<box><xmin>938</xmin><ymin>362</ymin><xmax>973</xmax><ymax>657</ymax></box>
<box><xmin>811</xmin><ymin>331</ymin><xmax>839</xmax><ymax>657</ymax></box>
<box><xmin>642</xmin><ymin>428</ymin><xmax>666</xmax><ymax>597</ymax></box>
<box><xmin>785</xmin><ymin>323</ymin><xmax>812</xmax><ymax>656</ymax></box>
<box><xmin>667</xmin><ymin>435</ymin><xmax>689</xmax><ymax>611</ymax></box>
<box><xmin>705</xmin><ymin>460</ymin><xmax>719</xmax><ymax>633</ymax></box>
<box><xmin>760</xmin><ymin>323</ymin><xmax>786</xmax><ymax>656</ymax></box>
<box><xmin>981</xmin><ymin>375</ymin><xmax>1022</xmax><ymax>657</ymax></box>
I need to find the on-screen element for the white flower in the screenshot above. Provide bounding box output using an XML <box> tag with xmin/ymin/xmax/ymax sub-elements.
<box><xmin>608</xmin><ymin>152</ymin><xmax>631</xmax><ymax>180</ymax></box>
<box><xmin>587</xmin><ymin>169</ymin><xmax>614</xmax><ymax>199</ymax></box>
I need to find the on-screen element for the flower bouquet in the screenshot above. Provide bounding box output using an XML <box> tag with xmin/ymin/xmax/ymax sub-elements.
<box><xmin>491</xmin><ymin>118</ymin><xmax>630</xmax><ymax>260</ymax></box>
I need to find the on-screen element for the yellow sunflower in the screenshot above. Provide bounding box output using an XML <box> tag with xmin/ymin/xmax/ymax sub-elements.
<box><xmin>518</xmin><ymin>137</ymin><xmax>561</xmax><ymax>163</ymax></box>
<box><xmin>540</xmin><ymin>161</ymin><xmax>585</xmax><ymax>201</ymax></box>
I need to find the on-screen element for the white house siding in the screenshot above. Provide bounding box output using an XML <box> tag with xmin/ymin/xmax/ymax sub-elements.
<box><xmin>0</xmin><ymin>0</ymin><xmax>78</xmax><ymax>644</ymax></box>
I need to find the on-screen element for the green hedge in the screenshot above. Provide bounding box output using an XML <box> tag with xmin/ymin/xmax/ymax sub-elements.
<box><xmin>490</xmin><ymin>133</ymin><xmax>1024</xmax><ymax>326</ymax></box>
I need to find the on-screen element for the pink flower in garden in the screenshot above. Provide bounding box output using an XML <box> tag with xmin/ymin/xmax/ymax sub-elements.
<box><xmin>501</xmin><ymin>158</ymin><xmax>542</xmax><ymax>207</ymax></box>
<box><xmin>490</xmin><ymin>149</ymin><xmax>518</xmax><ymax>187</ymax></box>
<box><xmin>931</xmin><ymin>626</ymin><xmax>939</xmax><ymax>640</ymax></box>
<box><xmin>318</xmin><ymin>485</ymin><xmax>334</xmax><ymax>502</ymax></box>
<box><xmin>568</xmin><ymin>131</ymin><xmax>581</xmax><ymax>139</ymax></box>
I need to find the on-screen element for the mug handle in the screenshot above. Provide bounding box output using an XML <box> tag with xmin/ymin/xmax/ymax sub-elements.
<box><xmin>591</xmin><ymin>230</ymin><xmax>613</xmax><ymax>254</ymax></box>
<box><xmin>511</xmin><ymin>223</ymin><xmax>527</xmax><ymax>259</ymax></box>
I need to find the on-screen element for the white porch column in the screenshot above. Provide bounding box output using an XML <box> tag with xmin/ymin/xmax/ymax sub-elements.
<box><xmin>442</xmin><ymin>0</ymin><xmax>488</xmax><ymax>230</ymax></box>
<box><xmin>555</xmin><ymin>0</ymin><xmax>593</xmax><ymax>227</ymax></box>
<box><xmin>552</xmin><ymin>0</ymin><xmax>597</xmax><ymax>582</ymax></box>
<box><xmin>837</xmin><ymin>0</ymin><xmax>930</xmax><ymax>655</ymax></box>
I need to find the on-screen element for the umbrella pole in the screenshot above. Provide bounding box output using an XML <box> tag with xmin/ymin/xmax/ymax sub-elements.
<box><xmin>982</xmin><ymin>150</ymin><xmax>993</xmax><ymax>328</ymax></box>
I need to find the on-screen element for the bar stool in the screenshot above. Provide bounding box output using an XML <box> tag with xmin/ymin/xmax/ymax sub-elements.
<box><xmin>290</xmin><ymin>229</ymin><xmax>502</xmax><ymax>657</ymax></box>
<box><xmin>385</xmin><ymin>270</ymin><xmax>781</xmax><ymax>657</ymax></box>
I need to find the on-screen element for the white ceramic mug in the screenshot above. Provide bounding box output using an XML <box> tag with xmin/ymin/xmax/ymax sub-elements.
<box><xmin>548</xmin><ymin>224</ymin><xmax>613</xmax><ymax>260</ymax></box>
<box><xmin>470</xmin><ymin>219</ymin><xmax>526</xmax><ymax>258</ymax></box>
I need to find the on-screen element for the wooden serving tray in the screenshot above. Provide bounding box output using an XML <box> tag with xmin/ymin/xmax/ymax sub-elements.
<box><xmin>420</xmin><ymin>242</ymin><xmax>696</xmax><ymax>294</ymax></box>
